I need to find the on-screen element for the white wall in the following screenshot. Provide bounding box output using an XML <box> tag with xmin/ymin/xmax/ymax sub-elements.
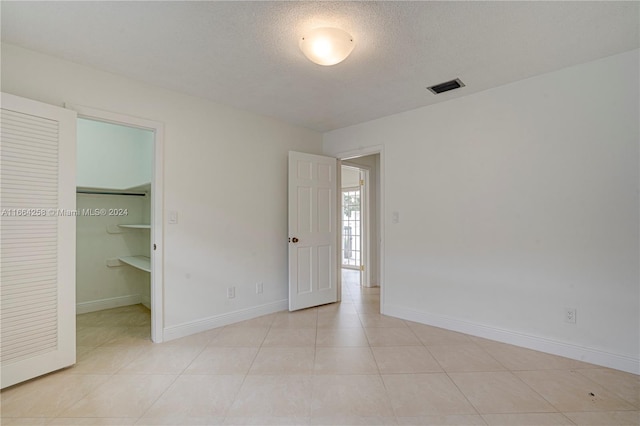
<box><xmin>341</xmin><ymin>166</ymin><xmax>360</xmax><ymax>188</ymax></box>
<box><xmin>76</xmin><ymin>193</ymin><xmax>150</xmax><ymax>313</ymax></box>
<box><xmin>324</xmin><ymin>50</ymin><xmax>640</xmax><ymax>373</ymax></box>
<box><xmin>1</xmin><ymin>43</ymin><xmax>323</xmax><ymax>337</ymax></box>
<box><xmin>77</xmin><ymin>118</ymin><xmax>153</xmax><ymax>190</ymax></box>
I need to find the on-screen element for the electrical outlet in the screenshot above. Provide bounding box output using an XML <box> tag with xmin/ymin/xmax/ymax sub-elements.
<box><xmin>256</xmin><ymin>282</ymin><xmax>263</xmax><ymax>294</ymax></box>
<box><xmin>565</xmin><ymin>307</ymin><xmax>577</xmax><ymax>324</ymax></box>
<box><xmin>227</xmin><ymin>286</ymin><xmax>235</xmax><ymax>299</ymax></box>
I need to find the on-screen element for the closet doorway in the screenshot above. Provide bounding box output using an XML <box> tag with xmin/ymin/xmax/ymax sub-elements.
<box><xmin>70</xmin><ymin>104</ymin><xmax>164</xmax><ymax>343</ymax></box>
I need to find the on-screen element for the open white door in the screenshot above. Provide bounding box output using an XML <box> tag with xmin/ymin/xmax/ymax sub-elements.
<box><xmin>288</xmin><ymin>151</ymin><xmax>338</xmax><ymax>311</ymax></box>
<box><xmin>1</xmin><ymin>93</ymin><xmax>77</xmax><ymax>388</ymax></box>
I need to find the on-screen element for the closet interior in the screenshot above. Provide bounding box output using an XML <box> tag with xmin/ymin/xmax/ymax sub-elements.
<box><xmin>75</xmin><ymin>118</ymin><xmax>153</xmax><ymax>342</ymax></box>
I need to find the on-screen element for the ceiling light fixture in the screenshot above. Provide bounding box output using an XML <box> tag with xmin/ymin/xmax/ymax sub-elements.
<box><xmin>299</xmin><ymin>27</ymin><xmax>355</xmax><ymax>66</ymax></box>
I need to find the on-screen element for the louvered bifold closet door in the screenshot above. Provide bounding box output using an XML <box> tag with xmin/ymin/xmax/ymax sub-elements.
<box><xmin>1</xmin><ymin>92</ymin><xmax>77</xmax><ymax>389</ymax></box>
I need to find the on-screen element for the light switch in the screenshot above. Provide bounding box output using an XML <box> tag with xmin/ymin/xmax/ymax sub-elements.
<box><xmin>392</xmin><ymin>211</ymin><xmax>400</xmax><ymax>224</ymax></box>
<box><xmin>168</xmin><ymin>210</ymin><xmax>178</xmax><ymax>224</ymax></box>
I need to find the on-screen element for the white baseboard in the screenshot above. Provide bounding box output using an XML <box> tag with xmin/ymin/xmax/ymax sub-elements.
<box><xmin>162</xmin><ymin>299</ymin><xmax>288</xmax><ymax>342</ymax></box>
<box><xmin>384</xmin><ymin>304</ymin><xmax>640</xmax><ymax>375</ymax></box>
<box><xmin>76</xmin><ymin>294</ymin><xmax>142</xmax><ymax>314</ymax></box>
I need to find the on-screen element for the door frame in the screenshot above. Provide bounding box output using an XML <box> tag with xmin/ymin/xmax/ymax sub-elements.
<box><xmin>65</xmin><ymin>103</ymin><xmax>164</xmax><ymax>342</ymax></box>
<box><xmin>335</xmin><ymin>146</ymin><xmax>385</xmax><ymax>313</ymax></box>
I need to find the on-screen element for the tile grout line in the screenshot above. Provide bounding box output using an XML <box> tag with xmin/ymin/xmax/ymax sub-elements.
<box><xmin>410</xmin><ymin>326</ymin><xmax>485</xmax><ymax>420</ymax></box>
<box><xmin>220</xmin><ymin>319</ymin><xmax>271</xmax><ymax>425</ymax></box>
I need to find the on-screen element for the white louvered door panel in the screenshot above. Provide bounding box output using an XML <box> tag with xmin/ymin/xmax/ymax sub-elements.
<box><xmin>1</xmin><ymin>92</ymin><xmax>77</xmax><ymax>389</ymax></box>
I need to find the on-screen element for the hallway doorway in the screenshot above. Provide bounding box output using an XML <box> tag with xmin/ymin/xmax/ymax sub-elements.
<box><xmin>336</xmin><ymin>149</ymin><xmax>383</xmax><ymax>314</ymax></box>
<box><xmin>341</xmin><ymin>166</ymin><xmax>364</xmax><ymax>273</ymax></box>
<box><xmin>340</xmin><ymin>155</ymin><xmax>380</xmax><ymax>291</ymax></box>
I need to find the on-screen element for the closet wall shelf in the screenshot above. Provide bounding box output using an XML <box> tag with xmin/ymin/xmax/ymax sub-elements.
<box><xmin>76</xmin><ymin>182</ymin><xmax>150</xmax><ymax>197</ymax></box>
<box><xmin>118</xmin><ymin>255</ymin><xmax>151</xmax><ymax>273</ymax></box>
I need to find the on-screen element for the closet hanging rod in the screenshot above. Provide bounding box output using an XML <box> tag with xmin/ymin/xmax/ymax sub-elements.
<box><xmin>76</xmin><ymin>189</ymin><xmax>147</xmax><ymax>196</ymax></box>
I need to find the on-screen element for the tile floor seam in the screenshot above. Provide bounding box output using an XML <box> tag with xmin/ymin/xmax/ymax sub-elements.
<box><xmin>127</xmin><ymin>375</ymin><xmax>180</xmax><ymax>424</ymax></box>
<box><xmin>314</xmin><ymin>314</ymin><xmax>319</xmax><ymax>352</ymax></box>
<box><xmin>376</xmin><ymin>370</ymin><xmax>400</xmax><ymax>419</ymax></box>
<box><xmin>312</xmin><ymin>321</ymin><xmax>318</xmax><ymax>378</ymax></box>
<box><xmin>556</xmin><ymin>412</ymin><xmax>582</xmax><ymax>426</ymax></box>
<box><xmin>360</xmin><ymin>323</ymin><xmax>374</xmax><ymax>349</ymax></box>
<box><xmin>479</xmin><ymin>412</ymin><xmax>578</xmax><ymax>426</ymax></box>
<box><xmin>60</xmin><ymin>374</ymin><xmax>116</xmax><ymax>420</ymax></box>
<box><xmin>50</xmin><ymin>373</ymin><xmax>136</xmax><ymax>420</ymax></box>
<box><xmin>425</xmin><ymin>347</ymin><xmax>510</xmax><ymax>374</ymax></box>
<box><xmin>219</xmin><ymin>373</ymin><xmax>251</xmax><ymax>425</ymax></box>
<box><xmin>507</xmin><ymin>370</ymin><xmax>568</xmax><ymax>414</ymax></box>
<box><xmin>423</xmin><ymin>345</ymin><xmax>448</xmax><ymax>374</ymax></box>
<box><xmin>476</xmin><ymin>342</ymin><xmax>508</xmax><ymax>373</ymax></box>
<box><xmin>406</xmin><ymin>322</ymin><xmax>425</xmax><ymax>347</ymax></box>
<box><xmin>112</xmin><ymin>347</ymin><xmax>144</xmax><ymax>376</ymax></box>
<box><xmin>241</xmin><ymin>345</ymin><xmax>263</xmax><ymax>378</ymax></box>
<box><xmin>478</xmin><ymin>344</ymin><xmax>513</xmax><ymax>373</ymax></box>
<box><xmin>306</xmin><ymin>330</ymin><xmax>319</xmax><ymax>420</ymax></box>
<box><xmin>368</xmin><ymin>344</ymin><xmax>385</xmax><ymax>379</ymax></box>
<box><xmin>441</xmin><ymin>370</ymin><xmax>484</xmax><ymax>418</ymax></box>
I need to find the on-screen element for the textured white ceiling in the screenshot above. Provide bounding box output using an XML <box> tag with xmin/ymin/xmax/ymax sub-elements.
<box><xmin>2</xmin><ymin>1</ymin><xmax>638</xmax><ymax>132</ymax></box>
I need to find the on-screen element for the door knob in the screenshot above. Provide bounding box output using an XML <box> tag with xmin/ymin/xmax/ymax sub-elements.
<box><xmin>292</xmin><ymin>237</ymin><xmax>299</xmax><ymax>243</ymax></box>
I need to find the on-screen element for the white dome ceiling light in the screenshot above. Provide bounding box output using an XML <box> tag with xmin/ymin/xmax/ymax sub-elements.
<box><xmin>299</xmin><ymin>27</ymin><xmax>355</xmax><ymax>66</ymax></box>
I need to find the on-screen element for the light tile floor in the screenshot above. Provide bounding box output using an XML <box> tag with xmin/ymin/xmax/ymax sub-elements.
<box><xmin>1</xmin><ymin>270</ymin><xmax>638</xmax><ymax>425</ymax></box>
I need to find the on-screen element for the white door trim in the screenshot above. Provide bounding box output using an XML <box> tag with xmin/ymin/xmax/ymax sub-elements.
<box><xmin>361</xmin><ymin>168</ymin><xmax>371</xmax><ymax>288</ymax></box>
<box><xmin>65</xmin><ymin>104</ymin><xmax>164</xmax><ymax>343</ymax></box>
<box><xmin>335</xmin><ymin>146</ymin><xmax>385</xmax><ymax>314</ymax></box>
